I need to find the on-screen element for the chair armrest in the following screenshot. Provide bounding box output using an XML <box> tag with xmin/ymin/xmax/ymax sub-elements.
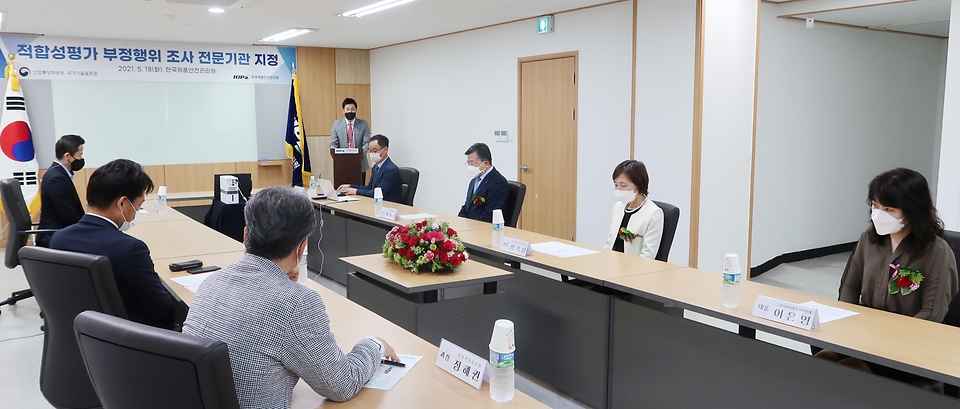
<box><xmin>17</xmin><ymin>229</ymin><xmax>59</xmax><ymax>236</ymax></box>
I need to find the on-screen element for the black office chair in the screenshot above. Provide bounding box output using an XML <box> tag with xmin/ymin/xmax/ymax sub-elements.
<box><xmin>653</xmin><ymin>201</ymin><xmax>681</xmax><ymax>262</ymax></box>
<box><xmin>19</xmin><ymin>246</ymin><xmax>129</xmax><ymax>409</ymax></box>
<box><xmin>74</xmin><ymin>311</ymin><xmax>240</xmax><ymax>409</ymax></box>
<box><xmin>0</xmin><ymin>178</ymin><xmax>58</xmax><ymax>313</ymax></box>
<box><xmin>939</xmin><ymin>230</ymin><xmax>960</xmax><ymax>397</ymax></box>
<box><xmin>399</xmin><ymin>167</ymin><xmax>420</xmax><ymax>206</ymax></box>
<box><xmin>504</xmin><ymin>181</ymin><xmax>526</xmax><ymax>228</ymax></box>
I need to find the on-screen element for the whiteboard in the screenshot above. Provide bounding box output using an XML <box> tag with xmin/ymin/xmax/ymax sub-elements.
<box><xmin>50</xmin><ymin>80</ymin><xmax>258</xmax><ymax>166</ymax></box>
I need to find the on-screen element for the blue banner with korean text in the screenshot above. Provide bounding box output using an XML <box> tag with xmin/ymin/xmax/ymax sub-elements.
<box><xmin>0</xmin><ymin>34</ymin><xmax>295</xmax><ymax>84</ymax></box>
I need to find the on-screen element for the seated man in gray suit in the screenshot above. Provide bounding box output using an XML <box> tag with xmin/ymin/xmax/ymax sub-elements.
<box><xmin>330</xmin><ymin>97</ymin><xmax>372</xmax><ymax>184</ymax></box>
<box><xmin>184</xmin><ymin>186</ymin><xmax>400</xmax><ymax>407</ymax></box>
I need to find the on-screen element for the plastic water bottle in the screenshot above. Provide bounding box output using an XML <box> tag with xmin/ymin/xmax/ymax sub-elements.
<box><xmin>374</xmin><ymin>187</ymin><xmax>383</xmax><ymax>215</ymax></box>
<box><xmin>491</xmin><ymin>209</ymin><xmax>505</xmax><ymax>248</ymax></box>
<box><xmin>489</xmin><ymin>319</ymin><xmax>516</xmax><ymax>402</ymax></box>
<box><xmin>309</xmin><ymin>176</ymin><xmax>318</xmax><ymax>197</ymax></box>
<box><xmin>721</xmin><ymin>253</ymin><xmax>742</xmax><ymax>308</ymax></box>
<box><xmin>155</xmin><ymin>186</ymin><xmax>168</xmax><ymax>214</ymax></box>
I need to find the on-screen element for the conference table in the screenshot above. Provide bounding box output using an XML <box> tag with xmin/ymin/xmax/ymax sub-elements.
<box><xmin>129</xmin><ymin>204</ymin><xmax>547</xmax><ymax>409</ymax></box>
<box><xmin>314</xmin><ymin>195</ymin><xmax>960</xmax><ymax>409</ymax></box>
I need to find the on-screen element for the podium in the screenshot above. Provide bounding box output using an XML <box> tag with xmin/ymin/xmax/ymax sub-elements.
<box><xmin>330</xmin><ymin>148</ymin><xmax>363</xmax><ymax>187</ymax></box>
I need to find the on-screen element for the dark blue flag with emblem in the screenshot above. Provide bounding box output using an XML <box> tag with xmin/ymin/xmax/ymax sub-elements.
<box><xmin>284</xmin><ymin>72</ymin><xmax>311</xmax><ymax>186</ymax></box>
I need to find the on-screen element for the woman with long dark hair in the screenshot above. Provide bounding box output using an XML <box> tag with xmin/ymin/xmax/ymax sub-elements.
<box><xmin>816</xmin><ymin>168</ymin><xmax>958</xmax><ymax>373</ymax></box>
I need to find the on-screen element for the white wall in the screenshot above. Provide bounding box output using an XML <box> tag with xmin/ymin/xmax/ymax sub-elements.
<box><xmin>937</xmin><ymin>0</ymin><xmax>960</xmax><ymax>230</ymax></box>
<box><xmin>696</xmin><ymin>0</ymin><xmax>759</xmax><ymax>272</ymax></box>
<box><xmin>370</xmin><ymin>2</ymin><xmax>633</xmax><ymax>246</ymax></box>
<box><xmin>752</xmin><ymin>3</ymin><xmax>947</xmax><ymax>266</ymax></box>
<box><xmin>634</xmin><ymin>0</ymin><xmax>697</xmax><ymax>265</ymax></box>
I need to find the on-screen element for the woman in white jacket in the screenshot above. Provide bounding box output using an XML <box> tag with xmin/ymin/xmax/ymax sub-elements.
<box><xmin>603</xmin><ymin>160</ymin><xmax>664</xmax><ymax>259</ymax></box>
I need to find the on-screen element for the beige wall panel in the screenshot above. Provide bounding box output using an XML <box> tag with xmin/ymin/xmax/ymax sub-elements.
<box><xmin>296</xmin><ymin>47</ymin><xmax>338</xmax><ymax>137</ymax></box>
<box><xmin>164</xmin><ymin>163</ymin><xmax>237</xmax><ymax>193</ymax></box>
<box><xmin>335</xmin><ymin>49</ymin><xmax>371</xmax><ymax>85</ymax></box>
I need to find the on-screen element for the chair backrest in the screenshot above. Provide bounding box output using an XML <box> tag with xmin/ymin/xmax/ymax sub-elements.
<box><xmin>19</xmin><ymin>246</ymin><xmax>128</xmax><ymax>409</ymax></box>
<box><xmin>74</xmin><ymin>311</ymin><xmax>240</xmax><ymax>409</ymax></box>
<box><xmin>399</xmin><ymin>167</ymin><xmax>420</xmax><ymax>206</ymax></box>
<box><xmin>1</xmin><ymin>178</ymin><xmax>34</xmax><ymax>268</ymax></box>
<box><xmin>943</xmin><ymin>230</ymin><xmax>960</xmax><ymax>272</ymax></box>
<box><xmin>504</xmin><ymin>181</ymin><xmax>526</xmax><ymax>228</ymax></box>
<box><xmin>942</xmin><ymin>231</ymin><xmax>960</xmax><ymax>328</ymax></box>
<box><xmin>653</xmin><ymin>201</ymin><xmax>681</xmax><ymax>262</ymax></box>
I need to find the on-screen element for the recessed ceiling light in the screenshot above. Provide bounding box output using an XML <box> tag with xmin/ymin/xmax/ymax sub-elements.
<box><xmin>260</xmin><ymin>28</ymin><xmax>316</xmax><ymax>43</ymax></box>
<box><xmin>340</xmin><ymin>0</ymin><xmax>418</xmax><ymax>18</ymax></box>
<box><xmin>208</xmin><ymin>7</ymin><xmax>225</xmax><ymax>13</ymax></box>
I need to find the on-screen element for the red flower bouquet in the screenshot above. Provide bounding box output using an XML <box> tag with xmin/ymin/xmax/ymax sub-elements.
<box><xmin>471</xmin><ymin>195</ymin><xmax>486</xmax><ymax>206</ymax></box>
<box><xmin>383</xmin><ymin>219</ymin><xmax>469</xmax><ymax>273</ymax></box>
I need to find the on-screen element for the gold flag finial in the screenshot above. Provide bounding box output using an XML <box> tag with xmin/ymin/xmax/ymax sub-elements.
<box><xmin>4</xmin><ymin>54</ymin><xmax>20</xmax><ymax>91</ymax></box>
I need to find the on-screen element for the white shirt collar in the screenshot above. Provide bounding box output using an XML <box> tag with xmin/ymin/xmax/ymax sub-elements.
<box><xmin>86</xmin><ymin>212</ymin><xmax>119</xmax><ymax>229</ymax></box>
<box><xmin>478</xmin><ymin>165</ymin><xmax>495</xmax><ymax>183</ymax></box>
<box><xmin>55</xmin><ymin>161</ymin><xmax>73</xmax><ymax>180</ymax></box>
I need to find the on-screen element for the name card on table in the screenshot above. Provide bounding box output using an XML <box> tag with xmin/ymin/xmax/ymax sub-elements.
<box><xmin>500</xmin><ymin>237</ymin><xmax>532</xmax><ymax>257</ymax></box>
<box><xmin>334</xmin><ymin>148</ymin><xmax>360</xmax><ymax>154</ymax></box>
<box><xmin>378</xmin><ymin>207</ymin><xmax>399</xmax><ymax>221</ymax></box>
<box><xmin>436</xmin><ymin>339</ymin><xmax>487</xmax><ymax>390</ymax></box>
<box><xmin>753</xmin><ymin>295</ymin><xmax>820</xmax><ymax>330</ymax></box>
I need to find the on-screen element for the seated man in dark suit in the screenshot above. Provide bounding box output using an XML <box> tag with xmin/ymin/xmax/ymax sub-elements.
<box><xmin>458</xmin><ymin>143</ymin><xmax>509</xmax><ymax>223</ymax></box>
<box><xmin>50</xmin><ymin>159</ymin><xmax>185</xmax><ymax>330</ymax></box>
<box><xmin>37</xmin><ymin>134</ymin><xmax>86</xmax><ymax>247</ymax></box>
<box><xmin>337</xmin><ymin>134</ymin><xmax>402</xmax><ymax>203</ymax></box>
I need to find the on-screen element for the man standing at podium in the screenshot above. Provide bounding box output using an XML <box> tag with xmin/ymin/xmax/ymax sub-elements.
<box><xmin>330</xmin><ymin>98</ymin><xmax>371</xmax><ymax>184</ymax></box>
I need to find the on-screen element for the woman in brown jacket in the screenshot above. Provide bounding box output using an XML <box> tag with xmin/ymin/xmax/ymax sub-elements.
<box><xmin>816</xmin><ymin>168</ymin><xmax>959</xmax><ymax>377</ymax></box>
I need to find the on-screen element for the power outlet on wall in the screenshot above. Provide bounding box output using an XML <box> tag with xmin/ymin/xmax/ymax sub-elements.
<box><xmin>494</xmin><ymin>130</ymin><xmax>509</xmax><ymax>142</ymax></box>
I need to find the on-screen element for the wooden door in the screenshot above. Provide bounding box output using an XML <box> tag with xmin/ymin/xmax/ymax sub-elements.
<box><xmin>518</xmin><ymin>55</ymin><xmax>578</xmax><ymax>240</ymax></box>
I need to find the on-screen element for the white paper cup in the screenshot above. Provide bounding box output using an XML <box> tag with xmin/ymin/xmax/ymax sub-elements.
<box><xmin>158</xmin><ymin>186</ymin><xmax>167</xmax><ymax>196</ymax></box>
<box><xmin>374</xmin><ymin>187</ymin><xmax>383</xmax><ymax>199</ymax></box>
<box><xmin>489</xmin><ymin>319</ymin><xmax>516</xmax><ymax>353</ymax></box>
<box><xmin>492</xmin><ymin>209</ymin><xmax>504</xmax><ymax>225</ymax></box>
<box><xmin>723</xmin><ymin>253</ymin><xmax>741</xmax><ymax>274</ymax></box>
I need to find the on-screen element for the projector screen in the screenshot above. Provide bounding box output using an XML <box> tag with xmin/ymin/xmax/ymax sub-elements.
<box><xmin>50</xmin><ymin>80</ymin><xmax>258</xmax><ymax>166</ymax></box>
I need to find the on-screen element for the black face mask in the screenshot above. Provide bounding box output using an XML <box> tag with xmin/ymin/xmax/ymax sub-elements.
<box><xmin>344</xmin><ymin>112</ymin><xmax>356</xmax><ymax>121</ymax></box>
<box><xmin>70</xmin><ymin>158</ymin><xmax>85</xmax><ymax>172</ymax></box>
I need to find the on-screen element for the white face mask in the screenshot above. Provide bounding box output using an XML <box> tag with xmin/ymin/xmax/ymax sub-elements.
<box><xmin>614</xmin><ymin>189</ymin><xmax>635</xmax><ymax>204</ymax></box>
<box><xmin>118</xmin><ymin>199</ymin><xmax>140</xmax><ymax>232</ymax></box>
<box><xmin>871</xmin><ymin>208</ymin><xmax>904</xmax><ymax>236</ymax></box>
<box><xmin>368</xmin><ymin>152</ymin><xmax>381</xmax><ymax>165</ymax></box>
<box><xmin>466</xmin><ymin>165</ymin><xmax>482</xmax><ymax>178</ymax></box>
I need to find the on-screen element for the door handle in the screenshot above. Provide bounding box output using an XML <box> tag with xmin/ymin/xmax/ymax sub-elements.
<box><xmin>520</xmin><ymin>164</ymin><xmax>529</xmax><ymax>172</ymax></box>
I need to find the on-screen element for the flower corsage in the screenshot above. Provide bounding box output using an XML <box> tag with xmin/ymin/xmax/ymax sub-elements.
<box><xmin>471</xmin><ymin>195</ymin><xmax>486</xmax><ymax>206</ymax></box>
<box><xmin>618</xmin><ymin>228</ymin><xmax>637</xmax><ymax>244</ymax></box>
<box><xmin>888</xmin><ymin>264</ymin><xmax>923</xmax><ymax>296</ymax></box>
